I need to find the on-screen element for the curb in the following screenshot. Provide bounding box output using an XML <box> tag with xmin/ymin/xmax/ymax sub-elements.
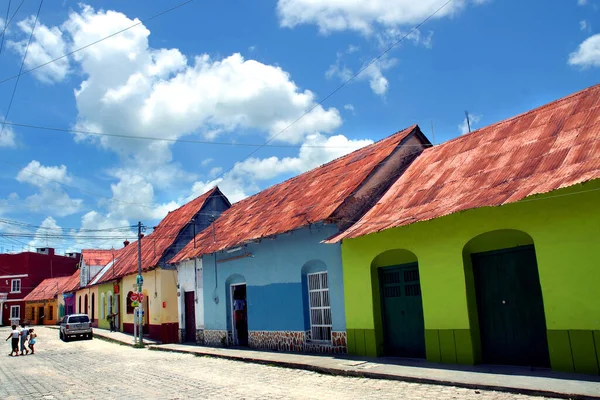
<box><xmin>147</xmin><ymin>346</ymin><xmax>599</xmax><ymax>400</ymax></box>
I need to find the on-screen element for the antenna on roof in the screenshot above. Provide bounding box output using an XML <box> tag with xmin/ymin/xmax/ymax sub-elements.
<box><xmin>465</xmin><ymin>111</ymin><xmax>472</xmax><ymax>133</ymax></box>
<box><xmin>430</xmin><ymin>121</ymin><xmax>435</xmax><ymax>145</ymax></box>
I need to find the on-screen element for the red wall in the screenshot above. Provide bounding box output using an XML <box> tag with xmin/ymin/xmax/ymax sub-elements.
<box><xmin>0</xmin><ymin>250</ymin><xmax>79</xmax><ymax>326</ymax></box>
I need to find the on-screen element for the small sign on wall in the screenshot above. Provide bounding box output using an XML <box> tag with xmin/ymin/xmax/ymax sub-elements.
<box><xmin>162</xmin><ymin>302</ymin><xmax>166</xmax><ymax>308</ymax></box>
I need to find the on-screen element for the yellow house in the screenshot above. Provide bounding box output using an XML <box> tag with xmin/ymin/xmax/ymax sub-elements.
<box><xmin>91</xmin><ymin>188</ymin><xmax>224</xmax><ymax>343</ymax></box>
<box><xmin>24</xmin><ymin>271</ymin><xmax>79</xmax><ymax>325</ymax></box>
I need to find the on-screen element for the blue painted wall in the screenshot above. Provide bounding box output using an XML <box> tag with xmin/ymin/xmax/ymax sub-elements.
<box><xmin>202</xmin><ymin>223</ymin><xmax>346</xmax><ymax>333</ymax></box>
<box><xmin>160</xmin><ymin>191</ymin><xmax>230</xmax><ymax>268</ymax></box>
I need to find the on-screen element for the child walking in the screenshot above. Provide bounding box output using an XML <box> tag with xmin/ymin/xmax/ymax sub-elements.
<box><xmin>28</xmin><ymin>329</ymin><xmax>37</xmax><ymax>354</ymax></box>
<box><xmin>5</xmin><ymin>325</ymin><xmax>20</xmax><ymax>357</ymax></box>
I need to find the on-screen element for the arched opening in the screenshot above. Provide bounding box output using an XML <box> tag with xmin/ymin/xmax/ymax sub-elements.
<box><xmin>78</xmin><ymin>296</ymin><xmax>82</xmax><ymax>314</ymax></box>
<box><xmin>226</xmin><ymin>274</ymin><xmax>247</xmax><ymax>346</ymax></box>
<box><xmin>99</xmin><ymin>293</ymin><xmax>105</xmax><ymax>320</ymax></box>
<box><xmin>84</xmin><ymin>294</ymin><xmax>88</xmax><ymax>316</ymax></box>
<box><xmin>463</xmin><ymin>229</ymin><xmax>549</xmax><ymax>367</ymax></box>
<box><xmin>126</xmin><ymin>291</ymin><xmax>135</xmax><ymax>314</ymax></box>
<box><xmin>301</xmin><ymin>260</ymin><xmax>331</xmax><ymax>342</ymax></box>
<box><xmin>371</xmin><ymin>249</ymin><xmax>424</xmax><ymax>358</ymax></box>
<box><xmin>91</xmin><ymin>293</ymin><xmax>95</xmax><ymax>321</ymax></box>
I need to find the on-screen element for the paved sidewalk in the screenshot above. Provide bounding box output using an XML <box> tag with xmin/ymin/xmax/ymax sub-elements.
<box><xmin>93</xmin><ymin>327</ymin><xmax>160</xmax><ymax>345</ymax></box>
<box><xmin>88</xmin><ymin>327</ymin><xmax>600</xmax><ymax>399</ymax></box>
<box><xmin>148</xmin><ymin>343</ymin><xmax>600</xmax><ymax>399</ymax></box>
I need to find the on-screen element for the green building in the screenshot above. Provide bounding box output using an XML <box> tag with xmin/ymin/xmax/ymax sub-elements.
<box><xmin>331</xmin><ymin>84</ymin><xmax>600</xmax><ymax>375</ymax></box>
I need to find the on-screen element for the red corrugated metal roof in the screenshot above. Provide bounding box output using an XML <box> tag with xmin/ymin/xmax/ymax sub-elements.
<box><xmin>331</xmin><ymin>84</ymin><xmax>600</xmax><ymax>241</ymax></box>
<box><xmin>95</xmin><ymin>187</ymin><xmax>219</xmax><ymax>284</ymax></box>
<box><xmin>62</xmin><ymin>269</ymin><xmax>81</xmax><ymax>293</ymax></box>
<box><xmin>81</xmin><ymin>249</ymin><xmax>116</xmax><ymax>266</ymax></box>
<box><xmin>24</xmin><ymin>273</ymin><xmax>76</xmax><ymax>302</ymax></box>
<box><xmin>170</xmin><ymin>126</ymin><xmax>420</xmax><ymax>263</ymax></box>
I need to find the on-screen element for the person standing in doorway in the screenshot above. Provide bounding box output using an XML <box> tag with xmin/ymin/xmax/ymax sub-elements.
<box><xmin>233</xmin><ymin>289</ymin><xmax>248</xmax><ymax>346</ymax></box>
<box><xmin>108</xmin><ymin>313</ymin><xmax>116</xmax><ymax>332</ymax></box>
<box><xmin>19</xmin><ymin>323</ymin><xmax>29</xmax><ymax>355</ymax></box>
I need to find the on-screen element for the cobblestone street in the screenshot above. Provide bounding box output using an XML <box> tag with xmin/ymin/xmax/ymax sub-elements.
<box><xmin>0</xmin><ymin>327</ymin><xmax>550</xmax><ymax>400</ymax></box>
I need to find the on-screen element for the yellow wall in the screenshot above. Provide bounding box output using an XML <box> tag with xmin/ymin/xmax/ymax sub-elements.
<box><xmin>120</xmin><ymin>268</ymin><xmax>178</xmax><ymax>326</ymax></box>
<box><xmin>25</xmin><ymin>300</ymin><xmax>59</xmax><ymax>325</ymax></box>
<box><xmin>74</xmin><ymin>286</ymin><xmax>98</xmax><ymax>319</ymax></box>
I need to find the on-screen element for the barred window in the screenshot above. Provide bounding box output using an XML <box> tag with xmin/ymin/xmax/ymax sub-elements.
<box><xmin>307</xmin><ymin>271</ymin><xmax>332</xmax><ymax>342</ymax></box>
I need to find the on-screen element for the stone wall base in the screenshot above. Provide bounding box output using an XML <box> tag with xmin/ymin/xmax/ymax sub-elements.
<box><xmin>204</xmin><ymin>329</ymin><xmax>229</xmax><ymax>347</ymax></box>
<box><xmin>249</xmin><ymin>330</ymin><xmax>347</xmax><ymax>354</ymax></box>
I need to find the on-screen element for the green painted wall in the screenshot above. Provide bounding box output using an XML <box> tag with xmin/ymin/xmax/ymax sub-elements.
<box><xmin>341</xmin><ymin>180</ymin><xmax>600</xmax><ymax>374</ymax></box>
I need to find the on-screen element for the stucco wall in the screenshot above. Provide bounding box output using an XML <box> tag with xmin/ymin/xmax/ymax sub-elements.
<box><xmin>25</xmin><ymin>300</ymin><xmax>59</xmax><ymax>325</ymax></box>
<box><xmin>202</xmin><ymin>224</ymin><xmax>346</xmax><ymax>334</ymax></box>
<box><xmin>177</xmin><ymin>258</ymin><xmax>204</xmax><ymax>329</ymax></box>
<box><xmin>121</xmin><ymin>269</ymin><xmax>178</xmax><ymax>326</ymax></box>
<box><xmin>341</xmin><ymin>179</ymin><xmax>600</xmax><ymax>374</ymax></box>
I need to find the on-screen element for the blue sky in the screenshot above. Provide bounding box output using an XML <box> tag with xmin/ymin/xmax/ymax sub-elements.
<box><xmin>0</xmin><ymin>0</ymin><xmax>598</xmax><ymax>252</ymax></box>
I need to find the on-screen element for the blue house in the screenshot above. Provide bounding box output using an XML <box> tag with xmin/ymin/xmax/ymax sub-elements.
<box><xmin>170</xmin><ymin>126</ymin><xmax>430</xmax><ymax>353</ymax></box>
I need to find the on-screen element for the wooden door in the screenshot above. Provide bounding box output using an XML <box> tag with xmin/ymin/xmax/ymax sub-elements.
<box><xmin>379</xmin><ymin>264</ymin><xmax>425</xmax><ymax>358</ymax></box>
<box><xmin>184</xmin><ymin>292</ymin><xmax>196</xmax><ymax>343</ymax></box>
<box><xmin>472</xmin><ymin>245</ymin><xmax>549</xmax><ymax>367</ymax></box>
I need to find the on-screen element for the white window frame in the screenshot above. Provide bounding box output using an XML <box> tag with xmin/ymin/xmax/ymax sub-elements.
<box><xmin>307</xmin><ymin>271</ymin><xmax>332</xmax><ymax>342</ymax></box>
<box><xmin>10</xmin><ymin>305</ymin><xmax>20</xmax><ymax>319</ymax></box>
<box><xmin>10</xmin><ymin>279</ymin><xmax>21</xmax><ymax>293</ymax></box>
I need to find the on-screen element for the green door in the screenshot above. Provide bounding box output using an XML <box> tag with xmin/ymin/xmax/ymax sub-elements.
<box><xmin>379</xmin><ymin>264</ymin><xmax>425</xmax><ymax>358</ymax></box>
<box><xmin>472</xmin><ymin>245</ymin><xmax>550</xmax><ymax>367</ymax></box>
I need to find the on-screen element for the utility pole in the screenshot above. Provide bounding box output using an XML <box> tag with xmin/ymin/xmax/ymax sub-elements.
<box><xmin>465</xmin><ymin>111</ymin><xmax>472</xmax><ymax>133</ymax></box>
<box><xmin>136</xmin><ymin>221</ymin><xmax>144</xmax><ymax>345</ymax></box>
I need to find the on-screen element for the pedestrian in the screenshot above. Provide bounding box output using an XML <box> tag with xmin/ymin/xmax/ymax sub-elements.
<box><xmin>28</xmin><ymin>329</ymin><xmax>36</xmax><ymax>354</ymax></box>
<box><xmin>108</xmin><ymin>313</ymin><xmax>115</xmax><ymax>332</ymax></box>
<box><xmin>19</xmin><ymin>323</ymin><xmax>29</xmax><ymax>355</ymax></box>
<box><xmin>5</xmin><ymin>325</ymin><xmax>20</xmax><ymax>357</ymax></box>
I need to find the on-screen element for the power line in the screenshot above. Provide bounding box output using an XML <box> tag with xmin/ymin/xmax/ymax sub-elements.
<box><xmin>0</xmin><ymin>0</ymin><xmax>195</xmax><ymax>86</ymax></box>
<box><xmin>0</xmin><ymin>0</ymin><xmax>12</xmax><ymax>55</ymax></box>
<box><xmin>184</xmin><ymin>0</ymin><xmax>455</xmax><ymax>202</ymax></box>
<box><xmin>0</xmin><ymin>120</ymin><xmax>431</xmax><ymax>149</ymax></box>
<box><xmin>0</xmin><ymin>0</ymin><xmax>24</xmax><ymax>46</ymax></box>
<box><xmin>0</xmin><ymin>0</ymin><xmax>44</xmax><ymax>140</ymax></box>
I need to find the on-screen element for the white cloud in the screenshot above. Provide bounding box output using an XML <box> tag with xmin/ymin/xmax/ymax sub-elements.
<box><xmin>16</xmin><ymin>161</ymin><xmax>83</xmax><ymax>217</ymax></box>
<box><xmin>209</xmin><ymin>167</ymin><xmax>223</xmax><ymax>177</ymax></box>
<box><xmin>277</xmin><ymin>0</ymin><xmax>481</xmax><ymax>35</ymax></box>
<box><xmin>192</xmin><ymin>133</ymin><xmax>373</xmax><ymax>203</ymax></box>
<box><xmin>580</xmin><ymin>20</ymin><xmax>588</xmax><ymax>31</ymax></box>
<box><xmin>27</xmin><ymin>216</ymin><xmax>62</xmax><ymax>249</ymax></box>
<box><xmin>459</xmin><ymin>113</ymin><xmax>482</xmax><ymax>135</ymax></box>
<box><xmin>201</xmin><ymin>158</ymin><xmax>214</xmax><ymax>166</ymax></box>
<box><xmin>0</xmin><ymin>123</ymin><xmax>16</xmax><ymax>147</ymax></box>
<box><xmin>344</xmin><ymin>104</ymin><xmax>355</xmax><ymax>113</ymax></box>
<box><xmin>16</xmin><ymin>160</ymin><xmax>72</xmax><ymax>187</ymax></box>
<box><xmin>569</xmin><ymin>34</ymin><xmax>600</xmax><ymax>68</ymax></box>
<box><xmin>578</xmin><ymin>0</ymin><xmax>588</xmax><ymax>5</ymax></box>
<box><xmin>70</xmin><ymin>210</ymin><xmax>133</xmax><ymax>250</ymax></box>
<box><xmin>8</xmin><ymin>17</ymin><xmax>70</xmax><ymax>83</ymax></box>
<box><xmin>327</xmin><ymin>54</ymin><xmax>398</xmax><ymax>96</ymax></box>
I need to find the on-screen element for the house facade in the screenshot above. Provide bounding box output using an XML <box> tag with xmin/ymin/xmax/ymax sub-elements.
<box><xmin>331</xmin><ymin>85</ymin><xmax>600</xmax><ymax>375</ymax></box>
<box><xmin>91</xmin><ymin>187</ymin><xmax>229</xmax><ymax>343</ymax></box>
<box><xmin>0</xmin><ymin>248</ymin><xmax>79</xmax><ymax>326</ymax></box>
<box><xmin>171</xmin><ymin>126</ymin><xmax>431</xmax><ymax>353</ymax></box>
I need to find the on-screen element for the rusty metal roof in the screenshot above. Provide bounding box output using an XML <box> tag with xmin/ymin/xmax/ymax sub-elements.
<box><xmin>331</xmin><ymin>84</ymin><xmax>600</xmax><ymax>242</ymax></box>
<box><xmin>24</xmin><ymin>270</ymin><xmax>79</xmax><ymax>301</ymax></box>
<box><xmin>170</xmin><ymin>126</ymin><xmax>420</xmax><ymax>263</ymax></box>
<box><xmin>81</xmin><ymin>249</ymin><xmax>117</xmax><ymax>267</ymax></box>
<box><xmin>94</xmin><ymin>187</ymin><xmax>220</xmax><ymax>284</ymax></box>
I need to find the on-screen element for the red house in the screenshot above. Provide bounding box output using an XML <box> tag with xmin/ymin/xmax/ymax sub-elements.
<box><xmin>0</xmin><ymin>248</ymin><xmax>80</xmax><ymax>326</ymax></box>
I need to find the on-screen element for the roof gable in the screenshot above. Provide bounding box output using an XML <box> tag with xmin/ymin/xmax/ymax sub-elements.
<box><xmin>94</xmin><ymin>187</ymin><xmax>222</xmax><ymax>284</ymax></box>
<box><xmin>81</xmin><ymin>249</ymin><xmax>117</xmax><ymax>267</ymax></box>
<box><xmin>170</xmin><ymin>125</ymin><xmax>427</xmax><ymax>262</ymax></box>
<box><xmin>332</xmin><ymin>84</ymin><xmax>600</xmax><ymax>241</ymax></box>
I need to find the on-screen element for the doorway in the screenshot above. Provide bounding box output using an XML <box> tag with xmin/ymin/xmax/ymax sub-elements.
<box><xmin>38</xmin><ymin>306</ymin><xmax>45</xmax><ymax>325</ymax></box>
<box><xmin>184</xmin><ymin>292</ymin><xmax>196</xmax><ymax>343</ymax></box>
<box><xmin>230</xmin><ymin>284</ymin><xmax>248</xmax><ymax>346</ymax></box>
<box><xmin>472</xmin><ymin>245</ymin><xmax>549</xmax><ymax>367</ymax></box>
<box><xmin>379</xmin><ymin>264</ymin><xmax>425</xmax><ymax>358</ymax></box>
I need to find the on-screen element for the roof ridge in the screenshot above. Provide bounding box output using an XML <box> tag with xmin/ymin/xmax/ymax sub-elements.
<box><xmin>161</xmin><ymin>186</ymin><xmax>218</xmax><ymax>216</ymax></box>
<box><xmin>436</xmin><ymin>83</ymin><xmax>600</xmax><ymax>148</ymax></box>
<box><xmin>222</xmin><ymin>125</ymin><xmax>418</xmax><ymax>206</ymax></box>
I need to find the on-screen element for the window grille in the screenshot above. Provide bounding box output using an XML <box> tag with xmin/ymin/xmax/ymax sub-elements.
<box><xmin>10</xmin><ymin>305</ymin><xmax>20</xmax><ymax>319</ymax></box>
<box><xmin>11</xmin><ymin>279</ymin><xmax>21</xmax><ymax>293</ymax></box>
<box><xmin>307</xmin><ymin>271</ymin><xmax>332</xmax><ymax>341</ymax></box>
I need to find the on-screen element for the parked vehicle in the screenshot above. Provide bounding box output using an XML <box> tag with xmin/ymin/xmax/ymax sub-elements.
<box><xmin>59</xmin><ymin>314</ymin><xmax>93</xmax><ymax>341</ymax></box>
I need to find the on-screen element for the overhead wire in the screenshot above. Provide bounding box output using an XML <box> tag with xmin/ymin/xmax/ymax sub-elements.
<box><xmin>0</xmin><ymin>0</ymin><xmax>195</xmax><ymax>86</ymax></box>
<box><xmin>0</xmin><ymin>0</ymin><xmax>44</xmax><ymax>140</ymax></box>
<box><xmin>0</xmin><ymin>0</ymin><xmax>12</xmax><ymax>55</ymax></box>
<box><xmin>0</xmin><ymin>0</ymin><xmax>25</xmax><ymax>51</ymax></box>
